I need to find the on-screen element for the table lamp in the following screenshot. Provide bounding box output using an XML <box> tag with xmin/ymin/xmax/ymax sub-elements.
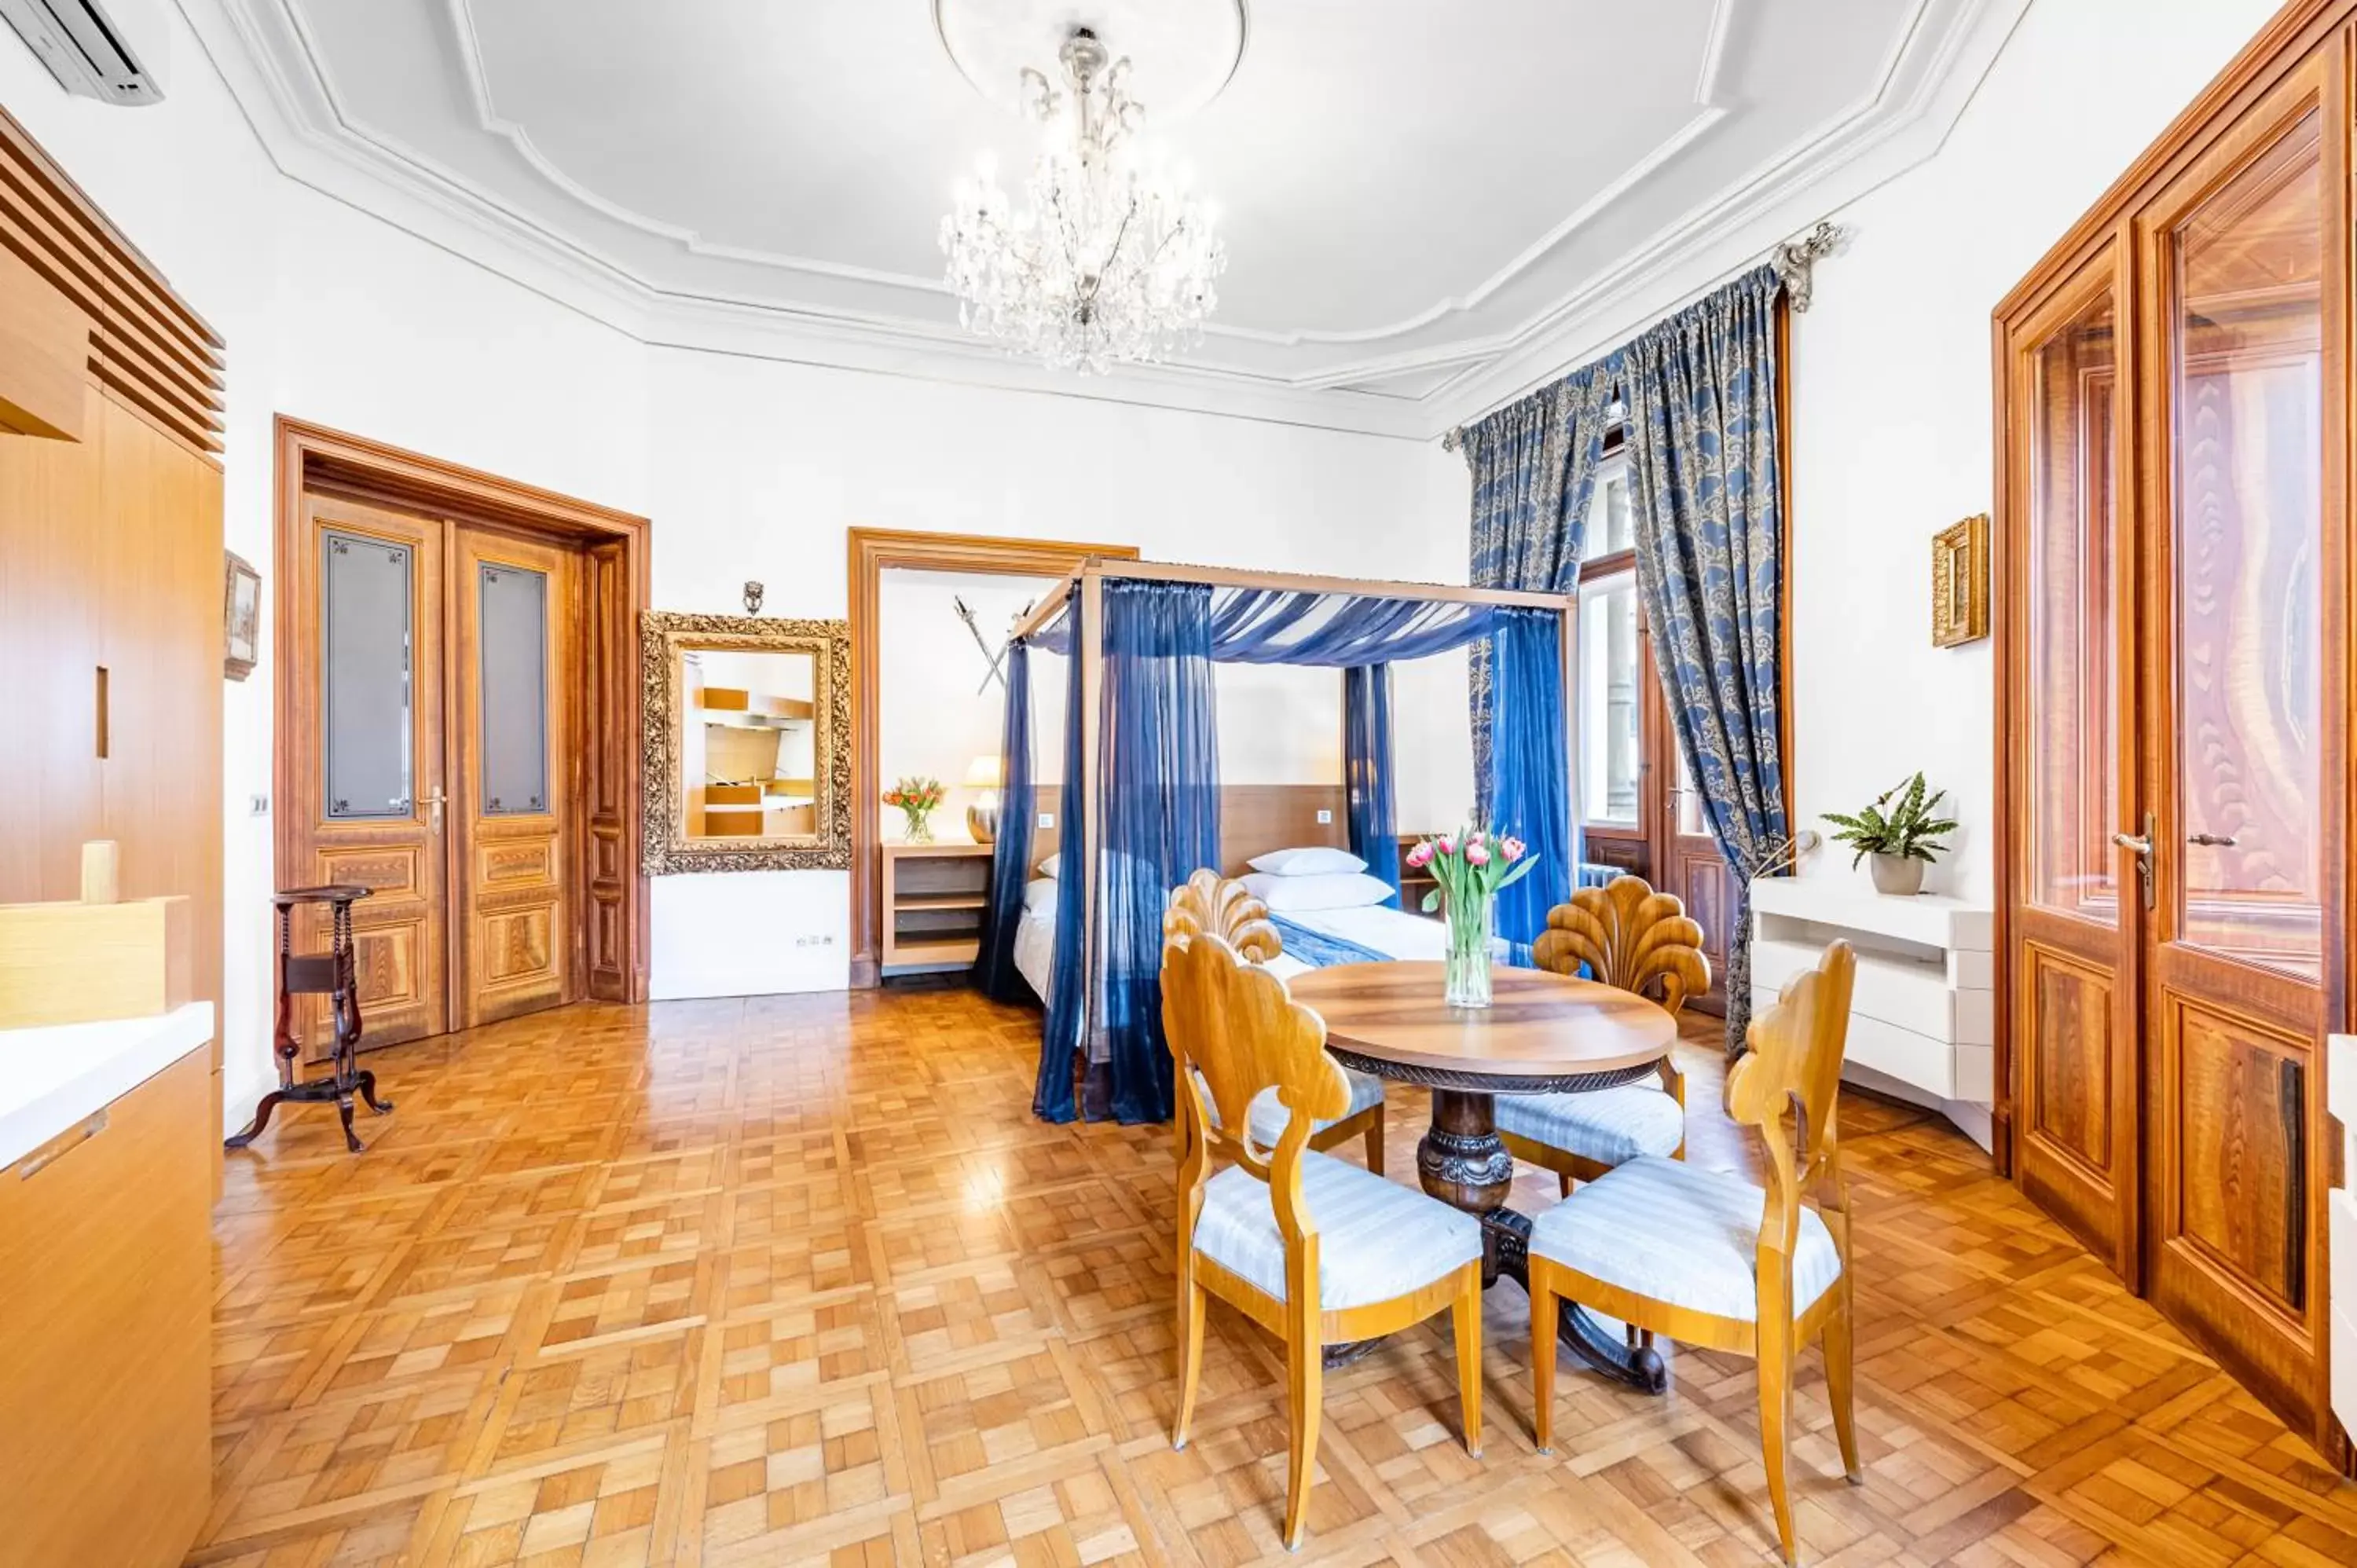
<box><xmin>964</xmin><ymin>753</ymin><xmax>1004</xmax><ymax>844</ymax></box>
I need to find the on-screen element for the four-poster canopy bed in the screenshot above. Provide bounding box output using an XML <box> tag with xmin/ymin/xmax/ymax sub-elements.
<box><xmin>972</xmin><ymin>557</ymin><xmax>1586</xmax><ymax>1127</ymax></box>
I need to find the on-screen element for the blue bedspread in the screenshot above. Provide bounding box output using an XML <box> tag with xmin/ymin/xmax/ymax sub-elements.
<box><xmin>1266</xmin><ymin>915</ymin><xmax>1389</xmax><ymax>969</ymax></box>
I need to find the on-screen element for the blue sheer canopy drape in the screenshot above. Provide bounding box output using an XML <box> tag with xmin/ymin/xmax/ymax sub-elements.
<box><xmin>1025</xmin><ymin>573</ymin><xmax>1581</xmax><ymax>1125</ymax></box>
<box><xmin>1486</xmin><ymin>608</ymin><xmax>1573</xmax><ymax>955</ymax></box>
<box><xmin>971</xmin><ymin>638</ymin><xmax>1034</xmax><ymax>1002</ymax></box>
<box><xmin>1033</xmin><ymin>628</ymin><xmax>1089</xmax><ymax>1121</ymax></box>
<box><xmin>1091</xmin><ymin>581</ymin><xmax>1219</xmax><ymax>1124</ymax></box>
<box><xmin>1342</xmin><ymin>663</ymin><xmax>1398</xmax><ymax>901</ymax></box>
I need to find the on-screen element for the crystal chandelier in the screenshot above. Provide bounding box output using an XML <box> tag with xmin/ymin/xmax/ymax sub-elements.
<box><xmin>940</xmin><ymin>27</ymin><xmax>1226</xmax><ymax>375</ymax></box>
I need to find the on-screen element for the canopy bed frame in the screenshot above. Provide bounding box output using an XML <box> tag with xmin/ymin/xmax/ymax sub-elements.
<box><xmin>981</xmin><ymin>557</ymin><xmax>1582</xmax><ymax>1127</ymax></box>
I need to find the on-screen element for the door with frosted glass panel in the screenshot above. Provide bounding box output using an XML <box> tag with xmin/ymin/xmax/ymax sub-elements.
<box><xmin>293</xmin><ymin>494</ymin><xmax>449</xmax><ymax>1052</ymax></box>
<box><xmin>450</xmin><ymin>526</ymin><xmax>573</xmax><ymax>1028</ymax></box>
<box><xmin>2006</xmin><ymin>243</ymin><xmax>2143</xmax><ymax>1280</ymax></box>
<box><xmin>2136</xmin><ymin>71</ymin><xmax>2337</xmax><ymax>1427</ymax></box>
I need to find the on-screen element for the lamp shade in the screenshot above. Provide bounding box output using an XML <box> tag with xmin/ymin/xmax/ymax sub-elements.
<box><xmin>962</xmin><ymin>754</ymin><xmax>1004</xmax><ymax>789</ymax></box>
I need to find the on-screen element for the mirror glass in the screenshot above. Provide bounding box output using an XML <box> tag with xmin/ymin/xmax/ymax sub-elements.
<box><xmin>683</xmin><ymin>647</ymin><xmax>820</xmax><ymax>842</ymax></box>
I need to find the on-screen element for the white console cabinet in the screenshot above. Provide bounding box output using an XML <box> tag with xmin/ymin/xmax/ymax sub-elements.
<box><xmin>1749</xmin><ymin>877</ymin><xmax>1994</xmax><ymax>1150</ymax></box>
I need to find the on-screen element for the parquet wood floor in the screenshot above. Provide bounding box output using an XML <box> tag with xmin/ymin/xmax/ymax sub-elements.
<box><xmin>196</xmin><ymin>987</ymin><xmax>2357</xmax><ymax>1567</ymax></box>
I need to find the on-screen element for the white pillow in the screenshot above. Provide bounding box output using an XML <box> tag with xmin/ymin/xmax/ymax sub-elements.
<box><xmin>1247</xmin><ymin>845</ymin><xmax>1368</xmax><ymax>877</ymax></box>
<box><xmin>1241</xmin><ymin>870</ymin><xmax>1395</xmax><ymax>912</ymax></box>
<box><xmin>1037</xmin><ymin>853</ymin><xmax>1061</xmax><ymax>878</ymax></box>
<box><xmin>1023</xmin><ymin>877</ymin><xmax>1058</xmax><ymax>914</ymax></box>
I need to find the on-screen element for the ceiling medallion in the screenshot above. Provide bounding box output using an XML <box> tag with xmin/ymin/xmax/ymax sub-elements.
<box><xmin>940</xmin><ymin>25</ymin><xmax>1228</xmax><ymax>375</ymax></box>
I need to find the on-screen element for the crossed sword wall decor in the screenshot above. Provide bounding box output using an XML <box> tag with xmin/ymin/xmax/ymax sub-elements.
<box><xmin>954</xmin><ymin>595</ymin><xmax>1031</xmax><ymax>695</ymax></box>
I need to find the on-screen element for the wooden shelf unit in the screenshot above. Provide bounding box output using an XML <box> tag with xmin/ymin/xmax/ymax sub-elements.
<box><xmin>882</xmin><ymin>842</ymin><xmax>993</xmax><ymax>976</ymax></box>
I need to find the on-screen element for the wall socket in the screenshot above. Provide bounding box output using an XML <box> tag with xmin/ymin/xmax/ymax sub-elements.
<box><xmin>1314</xmin><ymin>808</ymin><xmax>1332</xmax><ymax>824</ymax></box>
<box><xmin>1038</xmin><ymin>811</ymin><xmax>1055</xmax><ymax>828</ymax></box>
<box><xmin>794</xmin><ymin>933</ymin><xmax>836</xmax><ymax>947</ymax></box>
<box><xmin>249</xmin><ymin>794</ymin><xmax>270</xmax><ymax>816</ymax></box>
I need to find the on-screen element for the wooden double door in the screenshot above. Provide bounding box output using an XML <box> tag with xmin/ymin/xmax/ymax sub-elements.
<box><xmin>284</xmin><ymin>490</ymin><xmax>581</xmax><ymax>1052</ymax></box>
<box><xmin>1998</xmin><ymin>25</ymin><xmax>2347</xmax><ymax>1453</ymax></box>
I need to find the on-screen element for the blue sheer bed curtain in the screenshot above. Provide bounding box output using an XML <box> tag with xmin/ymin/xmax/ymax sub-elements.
<box><xmin>1091</xmin><ymin>580</ymin><xmax>1220</xmax><ymax>1124</ymax></box>
<box><xmin>1486</xmin><ymin>607</ymin><xmax>1574</xmax><ymax>956</ymax></box>
<box><xmin>1342</xmin><ymin>663</ymin><xmax>1399</xmax><ymax>902</ymax></box>
<box><xmin>972</xmin><ymin>639</ymin><xmax>1035</xmax><ymax>1002</ymax></box>
<box><xmin>1033</xmin><ymin>638</ymin><xmax>1090</xmax><ymax>1120</ymax></box>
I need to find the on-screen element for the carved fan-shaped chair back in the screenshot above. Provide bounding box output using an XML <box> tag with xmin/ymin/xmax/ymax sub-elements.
<box><xmin>1530</xmin><ymin>875</ymin><xmax>1710</xmax><ymax>1015</ymax></box>
<box><xmin>1164</xmin><ymin>869</ymin><xmax>1283</xmax><ymax>963</ymax></box>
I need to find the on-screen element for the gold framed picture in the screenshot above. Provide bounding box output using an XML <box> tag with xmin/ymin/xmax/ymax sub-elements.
<box><xmin>1930</xmin><ymin>513</ymin><xmax>1989</xmax><ymax>647</ymax></box>
<box><xmin>223</xmin><ymin>549</ymin><xmax>261</xmax><ymax>680</ymax></box>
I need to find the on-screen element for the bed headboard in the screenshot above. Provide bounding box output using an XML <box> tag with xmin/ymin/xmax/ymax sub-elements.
<box><xmin>1218</xmin><ymin>785</ymin><xmax>1348</xmax><ymax>877</ymax></box>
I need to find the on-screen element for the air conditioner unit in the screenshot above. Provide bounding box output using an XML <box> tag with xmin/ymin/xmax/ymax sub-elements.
<box><xmin>0</xmin><ymin>0</ymin><xmax>167</xmax><ymax>105</ymax></box>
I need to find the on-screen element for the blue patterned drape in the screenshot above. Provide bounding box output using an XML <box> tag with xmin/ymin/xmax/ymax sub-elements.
<box><xmin>1486</xmin><ymin>608</ymin><xmax>1573</xmax><ymax>955</ymax></box>
<box><xmin>1342</xmin><ymin>663</ymin><xmax>1398</xmax><ymax>903</ymax></box>
<box><xmin>1091</xmin><ymin>581</ymin><xmax>1219</xmax><ymax>1124</ymax></box>
<box><xmin>1624</xmin><ymin>264</ymin><xmax>1790</xmax><ymax>1053</ymax></box>
<box><xmin>972</xmin><ymin>639</ymin><xmax>1035</xmax><ymax>1002</ymax></box>
<box><xmin>1033</xmin><ymin>643</ymin><xmax>1089</xmax><ymax>1120</ymax></box>
<box><xmin>1463</xmin><ymin>361</ymin><xmax>1619</xmax><ymax>808</ymax></box>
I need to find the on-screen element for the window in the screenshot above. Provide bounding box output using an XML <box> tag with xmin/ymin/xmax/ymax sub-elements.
<box><xmin>1577</xmin><ymin>454</ymin><xmax>1643</xmax><ymax>829</ymax></box>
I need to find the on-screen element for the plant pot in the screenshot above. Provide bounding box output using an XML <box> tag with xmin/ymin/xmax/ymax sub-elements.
<box><xmin>1870</xmin><ymin>853</ymin><xmax>1923</xmax><ymax>896</ymax></box>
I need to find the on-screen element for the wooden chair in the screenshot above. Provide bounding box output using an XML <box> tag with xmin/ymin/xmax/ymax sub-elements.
<box><xmin>1498</xmin><ymin>875</ymin><xmax>1708</xmax><ymax>1194</ymax></box>
<box><xmin>1164</xmin><ymin>870</ymin><xmax>1387</xmax><ymax>1174</ymax></box>
<box><xmin>1527</xmin><ymin>941</ymin><xmax>1861</xmax><ymax>1566</ymax></box>
<box><xmin>1164</xmin><ymin>922</ymin><xmax>1485</xmax><ymax>1548</ymax></box>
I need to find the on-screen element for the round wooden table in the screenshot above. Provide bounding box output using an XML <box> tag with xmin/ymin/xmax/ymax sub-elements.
<box><xmin>1288</xmin><ymin>960</ymin><xmax>1679</xmax><ymax>1391</ymax></box>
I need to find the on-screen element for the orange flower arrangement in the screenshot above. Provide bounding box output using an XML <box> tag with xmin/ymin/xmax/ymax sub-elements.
<box><xmin>883</xmin><ymin>775</ymin><xmax>945</xmax><ymax>843</ymax></box>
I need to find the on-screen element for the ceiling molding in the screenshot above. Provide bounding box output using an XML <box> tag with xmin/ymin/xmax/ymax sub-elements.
<box><xmin>181</xmin><ymin>0</ymin><xmax>2028</xmax><ymax>440</ymax></box>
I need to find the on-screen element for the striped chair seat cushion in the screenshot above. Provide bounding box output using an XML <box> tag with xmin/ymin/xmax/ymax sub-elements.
<box><xmin>1526</xmin><ymin>1155</ymin><xmax>1841</xmax><ymax>1321</ymax></box>
<box><xmin>1494</xmin><ymin>1083</ymin><xmax>1684</xmax><ymax>1167</ymax></box>
<box><xmin>1243</xmin><ymin>1066</ymin><xmax>1384</xmax><ymax>1148</ymax></box>
<box><xmin>1194</xmin><ymin>1152</ymin><xmax>1480</xmax><ymax>1310</ymax></box>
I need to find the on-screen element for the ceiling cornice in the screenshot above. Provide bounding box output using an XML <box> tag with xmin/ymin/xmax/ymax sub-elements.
<box><xmin>181</xmin><ymin>0</ymin><xmax>2029</xmax><ymax>441</ymax></box>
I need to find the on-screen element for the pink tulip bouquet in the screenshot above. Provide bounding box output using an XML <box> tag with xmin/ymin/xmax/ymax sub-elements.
<box><xmin>1404</xmin><ymin>825</ymin><xmax>1537</xmax><ymax>1008</ymax></box>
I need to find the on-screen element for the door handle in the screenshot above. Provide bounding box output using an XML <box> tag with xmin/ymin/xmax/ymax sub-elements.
<box><xmin>2188</xmin><ymin>832</ymin><xmax>2238</xmax><ymax>847</ymax></box>
<box><xmin>426</xmin><ymin>786</ymin><xmax>446</xmax><ymax>833</ymax></box>
<box><xmin>2113</xmin><ymin>814</ymin><xmax>2155</xmax><ymax>910</ymax></box>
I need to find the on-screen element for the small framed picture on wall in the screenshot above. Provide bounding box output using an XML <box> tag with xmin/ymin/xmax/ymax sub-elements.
<box><xmin>223</xmin><ymin>549</ymin><xmax>261</xmax><ymax>680</ymax></box>
<box><xmin>1930</xmin><ymin>513</ymin><xmax>1989</xmax><ymax>647</ymax></box>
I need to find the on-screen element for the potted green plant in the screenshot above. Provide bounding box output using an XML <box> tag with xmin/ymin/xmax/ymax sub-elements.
<box><xmin>1822</xmin><ymin>773</ymin><xmax>1957</xmax><ymax>896</ymax></box>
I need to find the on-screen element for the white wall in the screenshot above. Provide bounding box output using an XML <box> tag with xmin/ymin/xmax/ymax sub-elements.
<box><xmin>877</xmin><ymin>570</ymin><xmax>1060</xmax><ymax>839</ymax></box>
<box><xmin>1423</xmin><ymin>0</ymin><xmax>2282</xmax><ymax>905</ymax></box>
<box><xmin>643</xmin><ymin>347</ymin><xmax>1464</xmax><ymax>995</ymax></box>
<box><xmin>1784</xmin><ymin>0</ymin><xmax>2279</xmax><ymax>901</ymax></box>
<box><xmin>0</xmin><ymin>5</ymin><xmax>654</xmax><ymax>1136</ymax></box>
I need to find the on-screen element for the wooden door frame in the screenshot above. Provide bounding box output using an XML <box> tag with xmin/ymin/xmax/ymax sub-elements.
<box><xmin>273</xmin><ymin>416</ymin><xmax>652</xmax><ymax>1009</ymax></box>
<box><xmin>846</xmin><ymin>528</ymin><xmax>1139</xmax><ymax>987</ymax></box>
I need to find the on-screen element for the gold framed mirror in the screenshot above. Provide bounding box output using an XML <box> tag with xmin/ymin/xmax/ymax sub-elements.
<box><xmin>640</xmin><ymin>612</ymin><xmax>852</xmax><ymax>874</ymax></box>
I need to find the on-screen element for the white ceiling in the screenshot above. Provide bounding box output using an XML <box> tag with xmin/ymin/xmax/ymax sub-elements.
<box><xmin>195</xmin><ymin>0</ymin><xmax>2029</xmax><ymax>435</ymax></box>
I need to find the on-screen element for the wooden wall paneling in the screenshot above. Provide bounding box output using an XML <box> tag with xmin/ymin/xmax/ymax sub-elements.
<box><xmin>582</xmin><ymin>536</ymin><xmax>635</xmax><ymax>1000</ymax></box>
<box><xmin>0</xmin><ymin>1047</ymin><xmax>211</xmax><ymax>1568</ymax></box>
<box><xmin>0</xmin><ymin>242</ymin><xmax>89</xmax><ymax>441</ymax></box>
<box><xmin>1216</xmin><ymin>784</ymin><xmax>1349</xmax><ymax>876</ymax></box>
<box><xmin>0</xmin><ymin>103</ymin><xmax>222</xmax><ymax>452</ymax></box>
<box><xmin>0</xmin><ymin>380</ymin><xmax>103</xmax><ymax>907</ymax></box>
<box><xmin>845</xmin><ymin>529</ymin><xmax>1139</xmax><ymax>987</ymax></box>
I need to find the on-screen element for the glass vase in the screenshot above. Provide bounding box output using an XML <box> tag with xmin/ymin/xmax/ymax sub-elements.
<box><xmin>1442</xmin><ymin>890</ymin><xmax>1494</xmax><ymax>1009</ymax></box>
<box><xmin>900</xmin><ymin>807</ymin><xmax>934</xmax><ymax>844</ymax></box>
